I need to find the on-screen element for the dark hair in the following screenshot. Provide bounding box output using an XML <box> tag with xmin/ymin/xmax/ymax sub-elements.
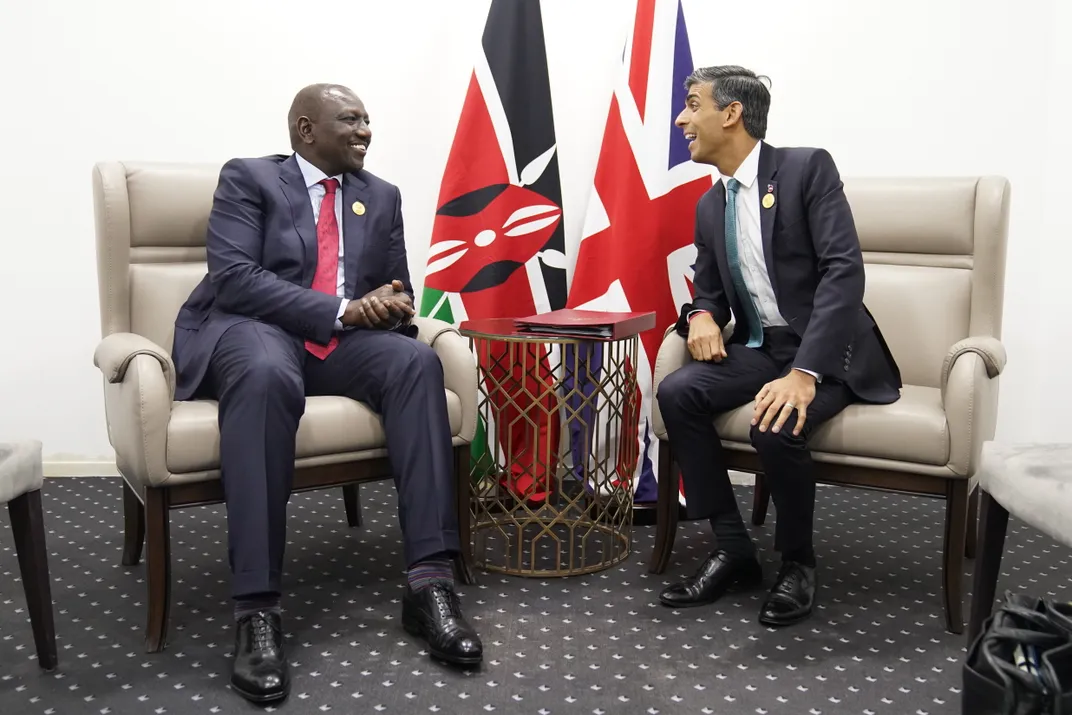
<box><xmin>684</xmin><ymin>65</ymin><xmax>771</xmax><ymax>140</ymax></box>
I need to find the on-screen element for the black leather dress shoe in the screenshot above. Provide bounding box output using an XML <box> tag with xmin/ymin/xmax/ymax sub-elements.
<box><xmin>230</xmin><ymin>611</ymin><xmax>290</xmax><ymax>703</ymax></box>
<box><xmin>402</xmin><ymin>583</ymin><xmax>483</xmax><ymax>666</ymax></box>
<box><xmin>658</xmin><ymin>550</ymin><xmax>763</xmax><ymax>608</ymax></box>
<box><xmin>759</xmin><ymin>561</ymin><xmax>816</xmax><ymax>627</ymax></box>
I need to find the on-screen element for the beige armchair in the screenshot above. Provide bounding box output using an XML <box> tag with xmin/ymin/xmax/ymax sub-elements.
<box><xmin>91</xmin><ymin>161</ymin><xmax>479</xmax><ymax>652</ymax></box>
<box><xmin>649</xmin><ymin>176</ymin><xmax>1010</xmax><ymax>634</ymax></box>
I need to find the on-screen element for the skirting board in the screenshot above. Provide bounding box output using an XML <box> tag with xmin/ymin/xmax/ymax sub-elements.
<box><xmin>43</xmin><ymin>462</ymin><xmax>756</xmax><ymax>484</ymax></box>
<box><xmin>44</xmin><ymin>460</ymin><xmax>119</xmax><ymax>478</ymax></box>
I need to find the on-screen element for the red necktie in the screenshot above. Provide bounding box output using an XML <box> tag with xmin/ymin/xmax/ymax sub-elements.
<box><xmin>305</xmin><ymin>178</ymin><xmax>340</xmax><ymax>359</ymax></box>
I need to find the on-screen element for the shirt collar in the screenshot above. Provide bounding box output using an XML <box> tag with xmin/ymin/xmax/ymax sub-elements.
<box><xmin>294</xmin><ymin>152</ymin><xmax>344</xmax><ymax>189</ymax></box>
<box><xmin>719</xmin><ymin>140</ymin><xmax>761</xmax><ymax>190</ymax></box>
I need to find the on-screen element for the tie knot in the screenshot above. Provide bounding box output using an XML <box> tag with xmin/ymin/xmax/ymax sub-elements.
<box><xmin>726</xmin><ymin>178</ymin><xmax>741</xmax><ymax>194</ymax></box>
<box><xmin>320</xmin><ymin>178</ymin><xmax>339</xmax><ymax>194</ymax></box>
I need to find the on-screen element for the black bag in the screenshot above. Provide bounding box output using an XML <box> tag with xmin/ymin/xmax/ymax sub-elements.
<box><xmin>963</xmin><ymin>592</ymin><xmax>1072</xmax><ymax>714</ymax></box>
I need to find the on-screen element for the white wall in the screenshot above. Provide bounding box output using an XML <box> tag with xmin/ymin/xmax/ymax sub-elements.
<box><xmin>0</xmin><ymin>0</ymin><xmax>1064</xmax><ymax>472</ymax></box>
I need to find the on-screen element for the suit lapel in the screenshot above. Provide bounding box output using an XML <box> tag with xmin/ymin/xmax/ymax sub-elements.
<box><xmin>341</xmin><ymin>172</ymin><xmax>371</xmax><ymax>299</ymax></box>
<box><xmin>278</xmin><ymin>155</ymin><xmax>318</xmax><ymax>285</ymax></box>
<box><xmin>757</xmin><ymin>142</ymin><xmax>780</xmax><ymax>293</ymax></box>
<box><xmin>710</xmin><ymin>181</ymin><xmax>738</xmax><ymax>306</ymax></box>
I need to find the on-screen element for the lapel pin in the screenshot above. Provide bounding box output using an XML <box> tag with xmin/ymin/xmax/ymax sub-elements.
<box><xmin>767</xmin><ymin>184</ymin><xmax>774</xmax><ymax>193</ymax></box>
<box><xmin>352</xmin><ymin>201</ymin><xmax>366</xmax><ymax>216</ymax></box>
<box><xmin>762</xmin><ymin>193</ymin><xmax>775</xmax><ymax>209</ymax></box>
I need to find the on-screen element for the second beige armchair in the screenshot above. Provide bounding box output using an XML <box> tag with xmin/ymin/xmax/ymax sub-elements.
<box><xmin>649</xmin><ymin>176</ymin><xmax>1010</xmax><ymax>635</ymax></box>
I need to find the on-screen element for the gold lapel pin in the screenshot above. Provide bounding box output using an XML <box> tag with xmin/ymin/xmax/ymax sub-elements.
<box><xmin>762</xmin><ymin>193</ymin><xmax>775</xmax><ymax>209</ymax></box>
<box><xmin>352</xmin><ymin>201</ymin><xmax>366</xmax><ymax>216</ymax></box>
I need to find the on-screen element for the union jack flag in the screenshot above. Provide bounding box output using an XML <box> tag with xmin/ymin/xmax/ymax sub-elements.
<box><xmin>564</xmin><ymin>0</ymin><xmax>714</xmax><ymax>505</ymax></box>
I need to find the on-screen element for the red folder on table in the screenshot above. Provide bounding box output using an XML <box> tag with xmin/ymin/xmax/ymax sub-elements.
<box><xmin>514</xmin><ymin>309</ymin><xmax>656</xmax><ymax>340</ymax></box>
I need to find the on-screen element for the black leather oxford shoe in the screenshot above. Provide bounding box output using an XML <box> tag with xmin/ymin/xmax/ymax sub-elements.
<box><xmin>659</xmin><ymin>550</ymin><xmax>763</xmax><ymax>608</ymax></box>
<box><xmin>402</xmin><ymin>583</ymin><xmax>483</xmax><ymax>667</ymax></box>
<box><xmin>759</xmin><ymin>561</ymin><xmax>816</xmax><ymax>627</ymax></box>
<box><xmin>230</xmin><ymin>611</ymin><xmax>290</xmax><ymax>703</ymax></box>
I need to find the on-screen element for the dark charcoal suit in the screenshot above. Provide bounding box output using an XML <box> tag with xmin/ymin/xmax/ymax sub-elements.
<box><xmin>172</xmin><ymin>153</ymin><xmax>458</xmax><ymax>598</ymax></box>
<box><xmin>657</xmin><ymin>141</ymin><xmax>901</xmax><ymax>555</ymax></box>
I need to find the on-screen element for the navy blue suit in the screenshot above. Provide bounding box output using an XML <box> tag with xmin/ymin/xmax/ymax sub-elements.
<box><xmin>173</xmin><ymin>154</ymin><xmax>458</xmax><ymax>599</ymax></box>
<box><xmin>658</xmin><ymin>142</ymin><xmax>901</xmax><ymax>556</ymax></box>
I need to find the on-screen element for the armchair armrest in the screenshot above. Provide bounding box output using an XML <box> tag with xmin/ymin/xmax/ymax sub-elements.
<box><xmin>92</xmin><ymin>333</ymin><xmax>175</xmax><ymax>487</ymax></box>
<box><xmin>94</xmin><ymin>332</ymin><xmax>177</xmax><ymax>399</ymax></box>
<box><xmin>941</xmin><ymin>336</ymin><xmax>1007</xmax><ymax>477</ymax></box>
<box><xmin>651</xmin><ymin>325</ymin><xmax>692</xmax><ymax>440</ymax></box>
<box><xmin>412</xmin><ymin>317</ymin><xmax>478</xmax><ymax>443</ymax></box>
<box><xmin>940</xmin><ymin>336</ymin><xmax>1006</xmax><ymax>393</ymax></box>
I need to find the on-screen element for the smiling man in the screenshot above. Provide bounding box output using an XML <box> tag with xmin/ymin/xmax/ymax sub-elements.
<box><xmin>656</xmin><ymin>66</ymin><xmax>901</xmax><ymax>626</ymax></box>
<box><xmin>171</xmin><ymin>83</ymin><xmax>482</xmax><ymax>704</ymax></box>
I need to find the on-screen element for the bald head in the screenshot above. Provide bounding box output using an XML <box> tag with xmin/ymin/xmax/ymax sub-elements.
<box><xmin>288</xmin><ymin>83</ymin><xmax>372</xmax><ymax>175</ymax></box>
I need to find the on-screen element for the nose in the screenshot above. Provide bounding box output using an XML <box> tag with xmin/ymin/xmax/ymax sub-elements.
<box><xmin>674</xmin><ymin>109</ymin><xmax>687</xmax><ymax>127</ymax></box>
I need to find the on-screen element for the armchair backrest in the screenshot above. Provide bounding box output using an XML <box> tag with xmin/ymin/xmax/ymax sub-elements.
<box><xmin>846</xmin><ymin>177</ymin><xmax>1010</xmax><ymax>388</ymax></box>
<box><xmin>93</xmin><ymin>162</ymin><xmax>223</xmax><ymax>352</ymax></box>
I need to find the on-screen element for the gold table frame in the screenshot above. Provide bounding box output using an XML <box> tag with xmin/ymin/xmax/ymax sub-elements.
<box><xmin>459</xmin><ymin>320</ymin><xmax>642</xmax><ymax>577</ymax></box>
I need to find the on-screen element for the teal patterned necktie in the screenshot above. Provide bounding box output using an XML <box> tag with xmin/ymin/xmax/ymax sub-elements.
<box><xmin>724</xmin><ymin>178</ymin><xmax>764</xmax><ymax>347</ymax></box>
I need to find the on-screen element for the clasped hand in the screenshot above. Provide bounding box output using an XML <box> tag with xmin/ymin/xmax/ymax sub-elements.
<box><xmin>752</xmin><ymin>370</ymin><xmax>817</xmax><ymax>436</ymax></box>
<box><xmin>341</xmin><ymin>279</ymin><xmax>415</xmax><ymax>329</ymax></box>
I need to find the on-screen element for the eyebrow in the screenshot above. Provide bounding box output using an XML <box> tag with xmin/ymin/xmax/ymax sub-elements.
<box><xmin>686</xmin><ymin>92</ymin><xmax>700</xmax><ymax>102</ymax></box>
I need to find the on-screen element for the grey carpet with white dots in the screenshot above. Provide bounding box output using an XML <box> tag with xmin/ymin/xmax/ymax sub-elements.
<box><xmin>1</xmin><ymin>477</ymin><xmax>1070</xmax><ymax>715</ymax></box>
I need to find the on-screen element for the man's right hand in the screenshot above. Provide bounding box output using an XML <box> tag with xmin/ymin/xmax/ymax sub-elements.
<box><xmin>341</xmin><ymin>280</ymin><xmax>415</xmax><ymax>328</ymax></box>
<box><xmin>687</xmin><ymin>312</ymin><xmax>727</xmax><ymax>362</ymax></box>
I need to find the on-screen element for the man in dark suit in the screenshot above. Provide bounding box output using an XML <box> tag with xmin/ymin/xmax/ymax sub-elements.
<box><xmin>172</xmin><ymin>84</ymin><xmax>482</xmax><ymax>704</ymax></box>
<box><xmin>656</xmin><ymin>66</ymin><xmax>901</xmax><ymax>626</ymax></box>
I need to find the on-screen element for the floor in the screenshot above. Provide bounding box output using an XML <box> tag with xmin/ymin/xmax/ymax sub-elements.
<box><xmin>1</xmin><ymin>478</ymin><xmax>1069</xmax><ymax>714</ymax></box>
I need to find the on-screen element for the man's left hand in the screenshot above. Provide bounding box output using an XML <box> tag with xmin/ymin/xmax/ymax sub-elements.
<box><xmin>752</xmin><ymin>370</ymin><xmax>818</xmax><ymax>436</ymax></box>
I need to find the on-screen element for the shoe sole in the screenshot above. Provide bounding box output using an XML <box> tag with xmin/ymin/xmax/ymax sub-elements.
<box><xmin>230</xmin><ymin>677</ymin><xmax>290</xmax><ymax>704</ymax></box>
<box><xmin>403</xmin><ymin>617</ymin><xmax>483</xmax><ymax>667</ymax></box>
<box><xmin>658</xmin><ymin>573</ymin><xmax>764</xmax><ymax>608</ymax></box>
<box><xmin>758</xmin><ymin>608</ymin><xmax>813</xmax><ymax>627</ymax></box>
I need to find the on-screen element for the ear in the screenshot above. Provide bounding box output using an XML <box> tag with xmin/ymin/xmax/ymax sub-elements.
<box><xmin>296</xmin><ymin>116</ymin><xmax>315</xmax><ymax>145</ymax></box>
<box><xmin>722</xmin><ymin>101</ymin><xmax>744</xmax><ymax>129</ymax></box>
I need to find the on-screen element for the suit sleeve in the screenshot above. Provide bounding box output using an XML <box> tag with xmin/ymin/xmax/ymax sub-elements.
<box><xmin>206</xmin><ymin>159</ymin><xmax>340</xmax><ymax>344</ymax></box>
<box><xmin>384</xmin><ymin>186</ymin><xmax>414</xmax><ymax>300</ymax></box>
<box><xmin>675</xmin><ymin>199</ymin><xmax>731</xmax><ymax>336</ymax></box>
<box><xmin>792</xmin><ymin>149</ymin><xmax>866</xmax><ymax>376</ymax></box>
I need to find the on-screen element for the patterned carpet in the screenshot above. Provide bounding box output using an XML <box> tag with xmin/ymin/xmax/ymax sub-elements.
<box><xmin>1</xmin><ymin>477</ymin><xmax>1069</xmax><ymax>714</ymax></box>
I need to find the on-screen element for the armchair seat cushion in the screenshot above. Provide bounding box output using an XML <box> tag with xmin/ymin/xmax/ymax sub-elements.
<box><xmin>166</xmin><ymin>392</ymin><xmax>463</xmax><ymax>474</ymax></box>
<box><xmin>0</xmin><ymin>440</ymin><xmax>44</xmax><ymax>505</ymax></box>
<box><xmin>714</xmin><ymin>384</ymin><xmax>949</xmax><ymax>466</ymax></box>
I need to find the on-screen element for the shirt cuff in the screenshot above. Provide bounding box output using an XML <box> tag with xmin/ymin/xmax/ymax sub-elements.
<box><xmin>793</xmin><ymin>367</ymin><xmax>822</xmax><ymax>383</ymax></box>
<box><xmin>335</xmin><ymin>298</ymin><xmax>347</xmax><ymax>331</ymax></box>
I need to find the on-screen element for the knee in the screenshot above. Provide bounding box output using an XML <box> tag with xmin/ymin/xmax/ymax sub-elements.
<box><xmin>749</xmin><ymin>422</ymin><xmax>806</xmax><ymax>456</ymax></box>
<box><xmin>656</xmin><ymin>369</ymin><xmax>700</xmax><ymax>419</ymax></box>
<box><xmin>397</xmin><ymin>340</ymin><xmax>444</xmax><ymax>381</ymax></box>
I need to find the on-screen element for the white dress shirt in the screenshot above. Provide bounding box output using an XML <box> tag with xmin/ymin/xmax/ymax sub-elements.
<box><xmin>294</xmin><ymin>153</ymin><xmax>349</xmax><ymax>330</ymax></box>
<box><xmin>713</xmin><ymin>141</ymin><xmax>821</xmax><ymax>381</ymax></box>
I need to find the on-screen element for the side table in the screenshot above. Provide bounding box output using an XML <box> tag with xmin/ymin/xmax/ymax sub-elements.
<box><xmin>458</xmin><ymin>313</ymin><xmax>654</xmax><ymax>577</ymax></box>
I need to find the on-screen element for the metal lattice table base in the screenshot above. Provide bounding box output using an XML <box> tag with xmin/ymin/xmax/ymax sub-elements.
<box><xmin>472</xmin><ymin>479</ymin><xmax>632</xmax><ymax>576</ymax></box>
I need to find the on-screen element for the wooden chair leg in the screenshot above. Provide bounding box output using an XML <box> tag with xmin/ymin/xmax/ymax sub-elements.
<box><xmin>965</xmin><ymin>484</ymin><xmax>980</xmax><ymax>559</ymax></box>
<box><xmin>144</xmin><ymin>486</ymin><xmax>172</xmax><ymax>653</ymax></box>
<box><xmin>942</xmin><ymin>479</ymin><xmax>969</xmax><ymax>634</ymax></box>
<box><xmin>122</xmin><ymin>480</ymin><xmax>146</xmax><ymax>566</ymax></box>
<box><xmin>342</xmin><ymin>484</ymin><xmax>362</xmax><ymax>528</ymax></box>
<box><xmin>452</xmin><ymin>445</ymin><xmax>476</xmax><ymax>585</ymax></box>
<box><xmin>648</xmin><ymin>441</ymin><xmax>679</xmax><ymax>574</ymax></box>
<box><xmin>968</xmin><ymin>489</ymin><xmax>1009</xmax><ymax>645</ymax></box>
<box><xmin>751</xmin><ymin>472</ymin><xmax>770</xmax><ymax>526</ymax></box>
<box><xmin>8</xmin><ymin>489</ymin><xmax>58</xmax><ymax>671</ymax></box>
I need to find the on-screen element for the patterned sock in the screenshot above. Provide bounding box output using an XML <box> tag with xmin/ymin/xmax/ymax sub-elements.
<box><xmin>234</xmin><ymin>593</ymin><xmax>281</xmax><ymax>621</ymax></box>
<box><xmin>710</xmin><ymin>510</ymin><xmax>757</xmax><ymax>560</ymax></box>
<box><xmin>407</xmin><ymin>554</ymin><xmax>455</xmax><ymax>592</ymax></box>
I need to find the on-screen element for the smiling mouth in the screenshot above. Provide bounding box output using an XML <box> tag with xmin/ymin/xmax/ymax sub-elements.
<box><xmin>350</xmin><ymin>143</ymin><xmax>368</xmax><ymax>155</ymax></box>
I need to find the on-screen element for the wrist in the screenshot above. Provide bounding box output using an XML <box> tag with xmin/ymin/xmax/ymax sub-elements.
<box><xmin>792</xmin><ymin>367</ymin><xmax>818</xmax><ymax>385</ymax></box>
